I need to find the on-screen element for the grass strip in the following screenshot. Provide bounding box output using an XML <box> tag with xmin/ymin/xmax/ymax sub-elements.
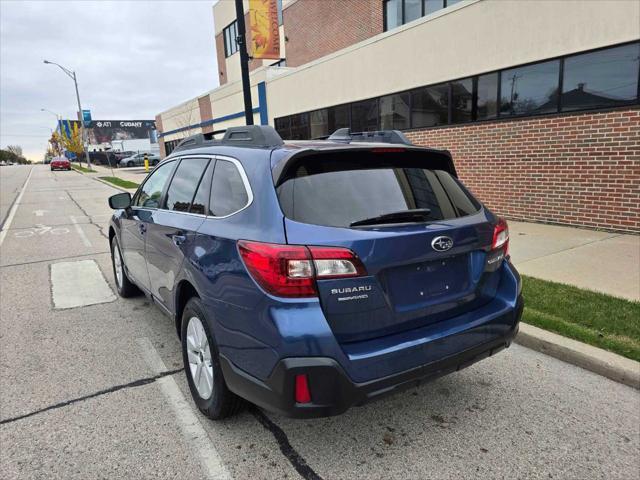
<box><xmin>522</xmin><ymin>275</ymin><xmax>640</xmax><ymax>362</ymax></box>
<box><xmin>98</xmin><ymin>176</ymin><xmax>139</xmax><ymax>189</ymax></box>
<box><xmin>72</xmin><ymin>164</ymin><xmax>96</xmax><ymax>173</ymax></box>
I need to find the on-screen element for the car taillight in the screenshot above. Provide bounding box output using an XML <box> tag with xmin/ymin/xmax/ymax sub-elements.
<box><xmin>237</xmin><ymin>240</ymin><xmax>367</xmax><ymax>298</ymax></box>
<box><xmin>491</xmin><ymin>218</ymin><xmax>509</xmax><ymax>256</ymax></box>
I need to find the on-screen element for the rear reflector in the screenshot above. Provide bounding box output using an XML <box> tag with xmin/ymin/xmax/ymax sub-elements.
<box><xmin>491</xmin><ymin>218</ymin><xmax>509</xmax><ymax>255</ymax></box>
<box><xmin>237</xmin><ymin>241</ymin><xmax>367</xmax><ymax>298</ymax></box>
<box><xmin>295</xmin><ymin>374</ymin><xmax>311</xmax><ymax>404</ymax></box>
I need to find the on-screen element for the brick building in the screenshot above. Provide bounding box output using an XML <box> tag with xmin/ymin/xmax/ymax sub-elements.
<box><xmin>157</xmin><ymin>0</ymin><xmax>640</xmax><ymax>233</ymax></box>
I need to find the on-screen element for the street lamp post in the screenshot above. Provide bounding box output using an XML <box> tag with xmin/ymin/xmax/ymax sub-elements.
<box><xmin>43</xmin><ymin>60</ymin><xmax>92</xmax><ymax>168</ymax></box>
<box><xmin>40</xmin><ymin>108</ymin><xmax>61</xmax><ymax>133</ymax></box>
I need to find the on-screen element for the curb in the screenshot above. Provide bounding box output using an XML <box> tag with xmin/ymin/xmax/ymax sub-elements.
<box><xmin>72</xmin><ymin>168</ymin><xmax>137</xmax><ymax>193</ymax></box>
<box><xmin>515</xmin><ymin>323</ymin><xmax>640</xmax><ymax>390</ymax></box>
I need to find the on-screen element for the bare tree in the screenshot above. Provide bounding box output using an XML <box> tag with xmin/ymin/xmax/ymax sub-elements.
<box><xmin>6</xmin><ymin>145</ymin><xmax>23</xmax><ymax>157</ymax></box>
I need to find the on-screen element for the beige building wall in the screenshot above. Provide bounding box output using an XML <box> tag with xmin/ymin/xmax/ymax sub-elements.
<box><xmin>160</xmin><ymin>0</ymin><xmax>639</xmax><ymax>137</ymax></box>
<box><xmin>267</xmin><ymin>0</ymin><xmax>640</xmax><ymax>119</ymax></box>
<box><xmin>213</xmin><ymin>0</ymin><xmax>286</xmax><ymax>85</ymax></box>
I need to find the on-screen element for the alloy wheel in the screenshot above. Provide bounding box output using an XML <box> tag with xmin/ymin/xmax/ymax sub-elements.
<box><xmin>186</xmin><ymin>316</ymin><xmax>214</xmax><ymax>399</ymax></box>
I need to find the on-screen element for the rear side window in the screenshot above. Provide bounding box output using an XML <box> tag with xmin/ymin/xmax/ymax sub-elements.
<box><xmin>134</xmin><ymin>160</ymin><xmax>175</xmax><ymax>208</ymax></box>
<box><xmin>190</xmin><ymin>161</ymin><xmax>214</xmax><ymax>215</ymax></box>
<box><xmin>164</xmin><ymin>158</ymin><xmax>210</xmax><ymax>212</ymax></box>
<box><xmin>276</xmin><ymin>153</ymin><xmax>480</xmax><ymax>228</ymax></box>
<box><xmin>210</xmin><ymin>159</ymin><xmax>250</xmax><ymax>217</ymax></box>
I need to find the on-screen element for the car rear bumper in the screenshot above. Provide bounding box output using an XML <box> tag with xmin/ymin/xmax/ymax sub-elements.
<box><xmin>220</xmin><ymin>295</ymin><xmax>523</xmax><ymax>418</ymax></box>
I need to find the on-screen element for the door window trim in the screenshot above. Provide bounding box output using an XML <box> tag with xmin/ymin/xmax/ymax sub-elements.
<box><xmin>158</xmin><ymin>153</ymin><xmax>254</xmax><ymax>219</ymax></box>
<box><xmin>131</xmin><ymin>159</ymin><xmax>178</xmax><ymax>210</ymax></box>
<box><xmin>160</xmin><ymin>156</ymin><xmax>213</xmax><ymax>217</ymax></box>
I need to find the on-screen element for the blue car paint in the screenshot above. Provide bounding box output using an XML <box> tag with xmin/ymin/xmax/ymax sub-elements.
<box><xmin>110</xmin><ymin>140</ymin><xmax>522</xmax><ymax>415</ymax></box>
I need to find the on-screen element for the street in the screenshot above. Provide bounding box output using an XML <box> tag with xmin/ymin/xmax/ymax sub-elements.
<box><xmin>0</xmin><ymin>164</ymin><xmax>638</xmax><ymax>480</ymax></box>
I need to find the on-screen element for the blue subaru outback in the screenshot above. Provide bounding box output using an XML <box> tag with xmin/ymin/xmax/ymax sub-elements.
<box><xmin>108</xmin><ymin>126</ymin><xmax>522</xmax><ymax>419</ymax></box>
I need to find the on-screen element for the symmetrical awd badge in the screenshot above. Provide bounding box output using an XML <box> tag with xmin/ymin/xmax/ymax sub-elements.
<box><xmin>431</xmin><ymin>236</ymin><xmax>454</xmax><ymax>252</ymax></box>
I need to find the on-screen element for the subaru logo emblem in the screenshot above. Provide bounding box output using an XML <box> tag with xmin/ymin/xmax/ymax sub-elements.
<box><xmin>431</xmin><ymin>236</ymin><xmax>453</xmax><ymax>252</ymax></box>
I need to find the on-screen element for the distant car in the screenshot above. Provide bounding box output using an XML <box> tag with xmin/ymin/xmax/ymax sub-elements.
<box><xmin>89</xmin><ymin>151</ymin><xmax>117</xmax><ymax>166</ymax></box>
<box><xmin>50</xmin><ymin>157</ymin><xmax>71</xmax><ymax>171</ymax></box>
<box><xmin>118</xmin><ymin>153</ymin><xmax>160</xmax><ymax>168</ymax></box>
<box><xmin>113</xmin><ymin>151</ymin><xmax>136</xmax><ymax>161</ymax></box>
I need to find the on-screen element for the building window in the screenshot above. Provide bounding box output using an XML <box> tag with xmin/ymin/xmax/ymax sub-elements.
<box><xmin>273</xmin><ymin>42</ymin><xmax>639</xmax><ymax>139</ymax></box>
<box><xmin>277</xmin><ymin>0</ymin><xmax>283</xmax><ymax>25</ymax></box>
<box><xmin>405</xmin><ymin>0</ymin><xmax>422</xmax><ymax>23</ymax></box>
<box><xmin>411</xmin><ymin>84</ymin><xmax>449</xmax><ymax>128</ymax></box>
<box><xmin>500</xmin><ymin>60</ymin><xmax>560</xmax><ymax>117</ymax></box>
<box><xmin>274</xmin><ymin>116</ymin><xmax>291</xmax><ymax>139</ymax></box>
<box><xmin>561</xmin><ymin>43</ymin><xmax>640</xmax><ymax>112</ymax></box>
<box><xmin>290</xmin><ymin>112</ymin><xmax>310</xmax><ymax>139</ymax></box>
<box><xmin>450</xmin><ymin>78</ymin><xmax>473</xmax><ymax>123</ymax></box>
<box><xmin>310</xmin><ymin>109</ymin><xmax>329</xmax><ymax>138</ymax></box>
<box><xmin>425</xmin><ymin>0</ymin><xmax>444</xmax><ymax>15</ymax></box>
<box><xmin>476</xmin><ymin>72</ymin><xmax>499</xmax><ymax>120</ymax></box>
<box><xmin>384</xmin><ymin>0</ymin><xmax>403</xmax><ymax>31</ymax></box>
<box><xmin>223</xmin><ymin>21</ymin><xmax>238</xmax><ymax>57</ymax></box>
<box><xmin>385</xmin><ymin>0</ymin><xmax>465</xmax><ymax>31</ymax></box>
<box><xmin>328</xmin><ymin>104</ymin><xmax>350</xmax><ymax>133</ymax></box>
<box><xmin>351</xmin><ymin>99</ymin><xmax>379</xmax><ymax>132</ymax></box>
<box><xmin>380</xmin><ymin>93</ymin><xmax>410</xmax><ymax>129</ymax></box>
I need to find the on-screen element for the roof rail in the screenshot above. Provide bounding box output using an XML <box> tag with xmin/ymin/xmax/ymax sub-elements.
<box><xmin>173</xmin><ymin>125</ymin><xmax>284</xmax><ymax>153</ymax></box>
<box><xmin>327</xmin><ymin>128</ymin><xmax>413</xmax><ymax>146</ymax></box>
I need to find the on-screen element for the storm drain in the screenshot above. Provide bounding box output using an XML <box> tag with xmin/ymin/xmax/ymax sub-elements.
<box><xmin>51</xmin><ymin>260</ymin><xmax>116</xmax><ymax>309</ymax></box>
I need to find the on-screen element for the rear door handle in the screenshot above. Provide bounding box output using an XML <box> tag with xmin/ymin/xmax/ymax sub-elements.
<box><xmin>138</xmin><ymin>223</ymin><xmax>147</xmax><ymax>235</ymax></box>
<box><xmin>172</xmin><ymin>234</ymin><xmax>186</xmax><ymax>246</ymax></box>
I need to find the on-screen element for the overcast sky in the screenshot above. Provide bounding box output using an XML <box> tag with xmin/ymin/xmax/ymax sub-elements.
<box><xmin>0</xmin><ymin>0</ymin><xmax>219</xmax><ymax>161</ymax></box>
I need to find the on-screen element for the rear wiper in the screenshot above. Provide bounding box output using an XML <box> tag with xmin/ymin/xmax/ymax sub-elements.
<box><xmin>350</xmin><ymin>208</ymin><xmax>432</xmax><ymax>227</ymax></box>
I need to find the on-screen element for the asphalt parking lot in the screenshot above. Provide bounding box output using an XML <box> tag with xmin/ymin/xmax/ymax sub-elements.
<box><xmin>1</xmin><ymin>165</ymin><xmax>639</xmax><ymax>480</ymax></box>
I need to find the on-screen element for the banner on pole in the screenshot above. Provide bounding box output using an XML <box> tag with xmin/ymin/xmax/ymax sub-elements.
<box><xmin>249</xmin><ymin>0</ymin><xmax>280</xmax><ymax>60</ymax></box>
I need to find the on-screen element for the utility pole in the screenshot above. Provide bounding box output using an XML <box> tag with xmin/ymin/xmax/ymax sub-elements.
<box><xmin>43</xmin><ymin>60</ymin><xmax>92</xmax><ymax>169</ymax></box>
<box><xmin>235</xmin><ymin>0</ymin><xmax>254</xmax><ymax>125</ymax></box>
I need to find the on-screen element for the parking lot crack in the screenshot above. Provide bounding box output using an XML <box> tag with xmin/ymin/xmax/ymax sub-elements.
<box><xmin>251</xmin><ymin>408</ymin><xmax>324</xmax><ymax>480</ymax></box>
<box><xmin>0</xmin><ymin>368</ymin><xmax>183</xmax><ymax>426</ymax></box>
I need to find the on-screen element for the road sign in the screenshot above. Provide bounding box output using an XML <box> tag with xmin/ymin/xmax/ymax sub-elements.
<box><xmin>82</xmin><ymin>109</ymin><xmax>92</xmax><ymax>127</ymax></box>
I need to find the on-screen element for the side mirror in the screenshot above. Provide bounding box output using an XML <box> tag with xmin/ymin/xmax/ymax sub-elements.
<box><xmin>108</xmin><ymin>192</ymin><xmax>132</xmax><ymax>209</ymax></box>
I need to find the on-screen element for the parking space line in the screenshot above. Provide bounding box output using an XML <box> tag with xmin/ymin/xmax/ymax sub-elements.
<box><xmin>0</xmin><ymin>166</ymin><xmax>34</xmax><ymax>247</ymax></box>
<box><xmin>136</xmin><ymin>337</ymin><xmax>231</xmax><ymax>480</ymax></box>
<box><xmin>70</xmin><ymin>215</ymin><xmax>92</xmax><ymax>247</ymax></box>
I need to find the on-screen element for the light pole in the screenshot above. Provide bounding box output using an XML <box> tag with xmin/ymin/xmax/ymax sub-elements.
<box><xmin>43</xmin><ymin>60</ymin><xmax>92</xmax><ymax>168</ymax></box>
<box><xmin>40</xmin><ymin>108</ymin><xmax>61</xmax><ymax>132</ymax></box>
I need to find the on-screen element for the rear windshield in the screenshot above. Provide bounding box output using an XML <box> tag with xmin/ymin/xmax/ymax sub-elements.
<box><xmin>276</xmin><ymin>153</ymin><xmax>481</xmax><ymax>228</ymax></box>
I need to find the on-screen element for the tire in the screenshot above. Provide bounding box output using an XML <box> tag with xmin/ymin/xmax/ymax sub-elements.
<box><xmin>110</xmin><ymin>236</ymin><xmax>139</xmax><ymax>297</ymax></box>
<box><xmin>181</xmin><ymin>297</ymin><xmax>243</xmax><ymax>420</ymax></box>
<box><xmin>152</xmin><ymin>159</ymin><xmax>159</xmax><ymax>166</ymax></box>
<box><xmin>127</xmin><ymin>161</ymin><xmax>134</xmax><ymax>168</ymax></box>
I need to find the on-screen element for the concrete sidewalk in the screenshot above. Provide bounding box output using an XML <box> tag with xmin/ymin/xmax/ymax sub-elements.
<box><xmin>509</xmin><ymin>221</ymin><xmax>639</xmax><ymax>301</ymax></box>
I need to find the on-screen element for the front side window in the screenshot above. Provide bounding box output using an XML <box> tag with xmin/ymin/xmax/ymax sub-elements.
<box><xmin>562</xmin><ymin>43</ymin><xmax>640</xmax><ymax>112</ymax></box>
<box><xmin>500</xmin><ymin>60</ymin><xmax>560</xmax><ymax>116</ymax></box>
<box><xmin>210</xmin><ymin>160</ymin><xmax>250</xmax><ymax>217</ymax></box>
<box><xmin>164</xmin><ymin>158</ymin><xmax>210</xmax><ymax>212</ymax></box>
<box><xmin>134</xmin><ymin>161</ymin><xmax>175</xmax><ymax>208</ymax></box>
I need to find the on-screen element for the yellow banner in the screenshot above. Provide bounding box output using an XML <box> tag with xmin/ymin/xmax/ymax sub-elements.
<box><xmin>249</xmin><ymin>0</ymin><xmax>280</xmax><ymax>60</ymax></box>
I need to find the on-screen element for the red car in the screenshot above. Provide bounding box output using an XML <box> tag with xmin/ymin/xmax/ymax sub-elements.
<box><xmin>50</xmin><ymin>157</ymin><xmax>71</xmax><ymax>171</ymax></box>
